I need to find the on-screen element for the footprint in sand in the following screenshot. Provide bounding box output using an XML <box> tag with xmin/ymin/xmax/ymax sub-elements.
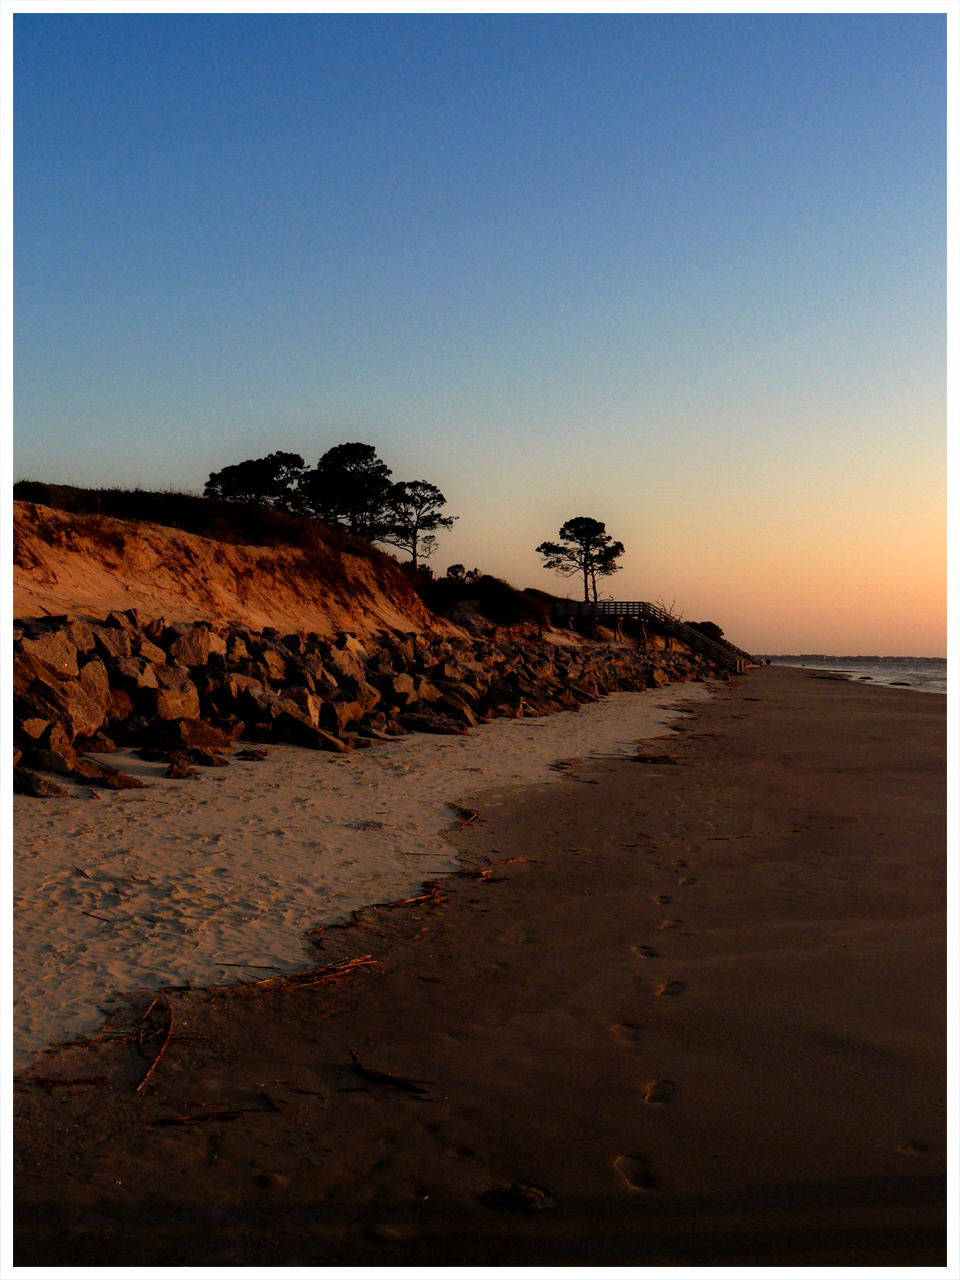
<box><xmin>614</xmin><ymin>1154</ymin><xmax>655</xmax><ymax>1190</ymax></box>
<box><xmin>672</xmin><ymin>859</ymin><xmax>687</xmax><ymax>868</ymax></box>
<box><xmin>678</xmin><ymin>876</ymin><xmax>697</xmax><ymax>885</ymax></box>
<box><xmin>654</xmin><ymin>895</ymin><xmax>672</xmax><ymax>905</ymax></box>
<box><xmin>657</xmin><ymin>919</ymin><xmax>683</xmax><ymax>930</ymax></box>
<box><xmin>612</xmin><ymin>1022</ymin><xmax>642</xmax><ymax>1043</ymax></box>
<box><xmin>632</xmin><ymin>945</ymin><xmax>659</xmax><ymax>959</ymax></box>
<box><xmin>643</xmin><ymin>1079</ymin><xmax>676</xmax><ymax>1104</ymax></box>
<box><xmin>657</xmin><ymin>981</ymin><xmax>686</xmax><ymax>997</ymax></box>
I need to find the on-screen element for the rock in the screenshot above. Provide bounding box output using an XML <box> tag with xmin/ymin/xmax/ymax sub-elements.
<box><xmin>258</xmin><ymin>649</ymin><xmax>288</xmax><ymax>683</ymax></box>
<box><xmin>226</xmin><ymin>635</ymin><xmax>250</xmax><ymax>663</ymax></box>
<box><xmin>137</xmin><ymin>638</ymin><xmax>167</xmax><ymax>665</ymax></box>
<box><xmin>414</xmin><ymin>678</ymin><xmax>441</xmax><ymax>704</ymax></box>
<box><xmin>107</xmin><ymin>656</ymin><xmax>159</xmax><ymax>693</ymax></box>
<box><xmin>646</xmin><ymin>668</ymin><xmax>669</xmax><ymax>688</ymax></box>
<box><xmin>165</xmin><ymin>757</ymin><xmax>199</xmax><ymax>779</ymax></box>
<box><xmin>273</xmin><ymin>711</ymin><xmax>351</xmax><ymax>752</ymax></box>
<box><xmin>167</xmin><ymin>626</ymin><xmax>228</xmax><ymax>668</ymax></box>
<box><xmin>32</xmin><ymin>746</ymin><xmax>78</xmax><ymax>775</ymax></box>
<box><xmin>325</xmin><ymin>648</ymin><xmax>366</xmax><ymax>685</ymax></box>
<box><xmin>284</xmin><ymin>688</ymin><xmax>321</xmax><ymax>726</ymax></box>
<box><xmin>78</xmin><ymin>658</ymin><xmax>111</xmax><ymax>707</ymax></box>
<box><xmin>110</xmin><ymin>715</ymin><xmax>152</xmax><ymax>746</ymax></box>
<box><xmin>188</xmin><ymin>748</ymin><xmax>229</xmax><ymax>767</ymax></box>
<box><xmin>317</xmin><ymin>698</ymin><xmax>363</xmax><ymax>734</ymax></box>
<box><xmin>239</xmin><ymin>687</ymin><xmax>301</xmax><ymax>723</ymax></box>
<box><xmin>235</xmin><ymin>748</ymin><xmax>270</xmax><ymax>761</ymax></box>
<box><xmin>13</xmin><ymin>654</ymin><xmax>107</xmax><ymax>740</ymax></box>
<box><xmin>15</xmin><ymin>718</ymin><xmax>50</xmax><ymax>745</ymax></box>
<box><xmin>73</xmin><ymin>732</ymin><xmax>117</xmax><ymax>753</ymax></box>
<box><xmin>151</xmin><ymin>718</ymin><xmax>235</xmax><ymax>752</ymax></box>
<box><xmin>144</xmin><ymin>686</ymin><xmax>202</xmax><ymax>721</ymax></box>
<box><xmin>191</xmin><ymin>665</ymin><xmax>226</xmax><ymax>699</ymax></box>
<box><xmin>207</xmin><ymin>714</ymin><xmax>246</xmax><ymax>740</ymax></box>
<box><xmin>399</xmin><ymin>712</ymin><xmax>469</xmax><ymax>736</ymax></box>
<box><xmin>436</xmin><ymin>693</ymin><xmax>478</xmax><ymax>728</ymax></box>
<box><xmin>14</xmin><ymin>767</ymin><xmax>70</xmax><ymax>798</ymax></box>
<box><xmin>63</xmin><ymin>620</ymin><xmax>96</xmax><ymax>653</ymax></box>
<box><xmin>381</xmin><ymin>673</ymin><xmax>418</xmax><ymax>707</ymax></box>
<box><xmin>105</xmin><ymin>610</ymin><xmax>137</xmax><ymax>632</ymax></box>
<box><xmin>19</xmin><ymin>631</ymin><xmax>80</xmax><ymax>679</ymax></box>
<box><xmin>107</xmin><ymin>689</ymin><xmax>136</xmax><ymax>724</ymax></box>
<box><xmin>92</xmin><ymin>626</ymin><xmax>133</xmax><ymax>661</ymax></box>
<box><xmin>334</xmin><ymin>632</ymin><xmax>368</xmax><ymax>661</ymax></box>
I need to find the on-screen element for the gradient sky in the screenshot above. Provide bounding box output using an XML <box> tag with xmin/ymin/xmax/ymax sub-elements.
<box><xmin>13</xmin><ymin>12</ymin><xmax>947</xmax><ymax>655</ymax></box>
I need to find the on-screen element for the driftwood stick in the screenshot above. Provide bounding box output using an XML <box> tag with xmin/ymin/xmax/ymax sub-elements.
<box><xmin>135</xmin><ymin>993</ymin><xmax>173</xmax><ymax>1096</ymax></box>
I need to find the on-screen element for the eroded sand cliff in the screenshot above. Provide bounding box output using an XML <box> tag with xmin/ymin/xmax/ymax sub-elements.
<box><xmin>14</xmin><ymin>501</ymin><xmax>444</xmax><ymax>638</ymax></box>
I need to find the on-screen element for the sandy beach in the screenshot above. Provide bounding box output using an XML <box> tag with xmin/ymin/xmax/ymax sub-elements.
<box><xmin>13</xmin><ymin>681</ymin><xmax>710</xmax><ymax>1071</ymax></box>
<box><xmin>14</xmin><ymin>666</ymin><xmax>945</xmax><ymax>1267</ymax></box>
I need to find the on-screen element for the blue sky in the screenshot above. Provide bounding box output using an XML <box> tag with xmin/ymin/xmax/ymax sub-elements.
<box><xmin>13</xmin><ymin>12</ymin><xmax>947</xmax><ymax>653</ymax></box>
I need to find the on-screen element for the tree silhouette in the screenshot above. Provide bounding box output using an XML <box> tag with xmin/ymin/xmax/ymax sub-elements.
<box><xmin>204</xmin><ymin>452</ymin><xmax>305</xmax><ymax>510</ymax></box>
<box><xmin>379</xmin><ymin>480</ymin><xmax>457</xmax><ymax>570</ymax></box>
<box><xmin>298</xmin><ymin>443</ymin><xmax>394</xmax><ymax>538</ymax></box>
<box><xmin>536</xmin><ymin>517</ymin><xmax>625</xmax><ymax>602</ymax></box>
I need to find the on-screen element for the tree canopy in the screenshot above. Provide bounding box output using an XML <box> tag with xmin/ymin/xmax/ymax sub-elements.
<box><xmin>536</xmin><ymin>516</ymin><xmax>625</xmax><ymax>602</ymax></box>
<box><xmin>203</xmin><ymin>442</ymin><xmax>457</xmax><ymax>563</ymax></box>
<box><xmin>297</xmin><ymin>443</ymin><xmax>395</xmax><ymax>539</ymax></box>
<box><xmin>378</xmin><ymin>480</ymin><xmax>457</xmax><ymax>570</ymax></box>
<box><xmin>204</xmin><ymin>451</ymin><xmax>305</xmax><ymax>510</ymax></box>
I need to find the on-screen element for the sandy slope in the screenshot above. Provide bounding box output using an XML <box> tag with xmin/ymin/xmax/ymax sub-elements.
<box><xmin>13</xmin><ymin>501</ymin><xmax>443</xmax><ymax>636</ymax></box>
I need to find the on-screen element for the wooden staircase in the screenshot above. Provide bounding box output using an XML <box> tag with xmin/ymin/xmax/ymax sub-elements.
<box><xmin>542</xmin><ymin>599</ymin><xmax>755</xmax><ymax>673</ymax></box>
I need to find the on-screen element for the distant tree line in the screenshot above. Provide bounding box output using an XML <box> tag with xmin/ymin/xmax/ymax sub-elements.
<box><xmin>204</xmin><ymin>443</ymin><xmax>455</xmax><ymax>570</ymax></box>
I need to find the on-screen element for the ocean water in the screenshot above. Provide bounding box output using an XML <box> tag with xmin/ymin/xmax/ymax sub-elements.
<box><xmin>762</xmin><ymin>656</ymin><xmax>946</xmax><ymax>695</ymax></box>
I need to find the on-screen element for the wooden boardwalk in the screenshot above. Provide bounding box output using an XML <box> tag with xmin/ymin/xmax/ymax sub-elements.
<box><xmin>542</xmin><ymin>599</ymin><xmax>755</xmax><ymax>672</ymax></box>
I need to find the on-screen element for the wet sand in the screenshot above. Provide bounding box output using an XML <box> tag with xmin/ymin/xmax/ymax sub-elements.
<box><xmin>14</xmin><ymin>667</ymin><xmax>946</xmax><ymax>1266</ymax></box>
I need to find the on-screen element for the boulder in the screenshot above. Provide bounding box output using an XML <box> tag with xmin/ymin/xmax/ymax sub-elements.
<box><xmin>436</xmin><ymin>693</ymin><xmax>478</xmax><ymax>728</ymax></box>
<box><xmin>110</xmin><ymin>715</ymin><xmax>152</xmax><ymax>746</ymax></box>
<box><xmin>19</xmin><ymin>630</ymin><xmax>80</xmax><ymax>679</ymax></box>
<box><xmin>167</xmin><ymin>626</ymin><xmax>228</xmax><ymax>668</ymax></box>
<box><xmin>381</xmin><ymin>672</ymin><xmax>418</xmax><ymax>707</ymax></box>
<box><xmin>14</xmin><ymin>718</ymin><xmax>50</xmax><ymax>746</ymax></box>
<box><xmin>166</xmin><ymin>757</ymin><xmax>199</xmax><ymax>779</ymax></box>
<box><xmin>152</xmin><ymin>718</ymin><xmax>234</xmax><ymax>753</ymax></box>
<box><xmin>78</xmin><ymin>658</ymin><xmax>112</xmax><ymax>707</ymax></box>
<box><xmin>273</xmin><ymin>711</ymin><xmax>351</xmax><ymax>752</ymax></box>
<box><xmin>73</xmin><ymin>732</ymin><xmax>117</xmax><ymax>753</ymax></box>
<box><xmin>206</xmin><ymin>714</ymin><xmax>246</xmax><ymax>741</ymax></box>
<box><xmin>143</xmin><ymin>686</ymin><xmax>201</xmax><ymax>720</ymax></box>
<box><xmin>108</xmin><ymin>656</ymin><xmax>159</xmax><ymax>693</ymax></box>
<box><xmin>646</xmin><ymin>668</ymin><xmax>669</xmax><ymax>688</ymax></box>
<box><xmin>107</xmin><ymin>689</ymin><xmax>136</xmax><ymax>724</ymax></box>
<box><xmin>325</xmin><ymin>648</ymin><xmax>366</xmax><ymax>685</ymax></box>
<box><xmin>13</xmin><ymin>654</ymin><xmax>106</xmax><ymax>740</ymax></box>
<box><xmin>284</xmin><ymin>688</ymin><xmax>321</xmax><ymax>726</ymax></box>
<box><xmin>259</xmin><ymin>649</ymin><xmax>288</xmax><ymax>684</ymax></box>
<box><xmin>92</xmin><ymin>626</ymin><xmax>133</xmax><ymax>660</ymax></box>
<box><xmin>399</xmin><ymin>712</ymin><xmax>469</xmax><ymax>736</ymax></box>
<box><xmin>317</xmin><ymin>698</ymin><xmax>363</xmax><ymax>734</ymax></box>
<box><xmin>137</xmin><ymin>638</ymin><xmax>167</xmax><ymax>665</ymax></box>
<box><xmin>334</xmin><ymin>632</ymin><xmax>368</xmax><ymax>662</ymax></box>
<box><xmin>14</xmin><ymin>767</ymin><xmax>70</xmax><ymax>798</ymax></box>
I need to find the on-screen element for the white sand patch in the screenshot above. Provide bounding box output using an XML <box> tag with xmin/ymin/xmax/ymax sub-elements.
<box><xmin>14</xmin><ymin>682</ymin><xmax>713</xmax><ymax>1069</ymax></box>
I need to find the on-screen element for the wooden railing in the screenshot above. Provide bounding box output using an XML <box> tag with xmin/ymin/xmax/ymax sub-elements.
<box><xmin>541</xmin><ymin>599</ymin><xmax>755</xmax><ymax>673</ymax></box>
